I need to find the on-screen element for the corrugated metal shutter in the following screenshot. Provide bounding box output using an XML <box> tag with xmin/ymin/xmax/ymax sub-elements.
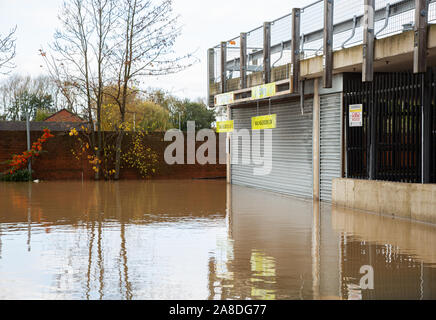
<box><xmin>231</xmin><ymin>99</ymin><xmax>313</xmax><ymax>198</ymax></box>
<box><xmin>320</xmin><ymin>93</ymin><xmax>342</xmax><ymax>201</ymax></box>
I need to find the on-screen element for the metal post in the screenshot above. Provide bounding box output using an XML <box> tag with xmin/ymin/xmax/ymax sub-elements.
<box><xmin>263</xmin><ymin>22</ymin><xmax>271</xmax><ymax>84</ymax></box>
<box><xmin>240</xmin><ymin>33</ymin><xmax>247</xmax><ymax>89</ymax></box>
<box><xmin>291</xmin><ymin>8</ymin><xmax>301</xmax><ymax>93</ymax></box>
<box><xmin>220</xmin><ymin>42</ymin><xmax>227</xmax><ymax>94</ymax></box>
<box><xmin>369</xmin><ymin>82</ymin><xmax>376</xmax><ymax>180</ymax></box>
<box><xmin>422</xmin><ymin>69</ymin><xmax>431</xmax><ymax>183</ymax></box>
<box><xmin>323</xmin><ymin>0</ymin><xmax>334</xmax><ymax>88</ymax></box>
<box><xmin>226</xmin><ymin>105</ymin><xmax>231</xmax><ymax>184</ymax></box>
<box><xmin>363</xmin><ymin>0</ymin><xmax>375</xmax><ymax>82</ymax></box>
<box><xmin>313</xmin><ymin>78</ymin><xmax>320</xmax><ymax>200</ymax></box>
<box><xmin>26</xmin><ymin>109</ymin><xmax>32</xmax><ymax>181</ymax></box>
<box><xmin>414</xmin><ymin>0</ymin><xmax>429</xmax><ymax>74</ymax></box>
<box><xmin>207</xmin><ymin>48</ymin><xmax>215</xmax><ymax>106</ymax></box>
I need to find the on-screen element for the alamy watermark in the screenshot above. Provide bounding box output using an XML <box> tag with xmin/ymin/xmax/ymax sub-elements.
<box><xmin>359</xmin><ymin>265</ymin><xmax>374</xmax><ymax>290</ymax></box>
<box><xmin>164</xmin><ymin>121</ymin><xmax>272</xmax><ymax>176</ymax></box>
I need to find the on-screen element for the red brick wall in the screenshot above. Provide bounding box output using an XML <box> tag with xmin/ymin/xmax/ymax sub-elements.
<box><xmin>0</xmin><ymin>131</ymin><xmax>226</xmax><ymax>180</ymax></box>
<box><xmin>44</xmin><ymin>110</ymin><xmax>84</xmax><ymax>123</ymax></box>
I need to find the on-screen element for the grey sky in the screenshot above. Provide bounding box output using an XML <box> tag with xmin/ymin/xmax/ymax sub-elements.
<box><xmin>0</xmin><ymin>0</ymin><xmax>312</xmax><ymax>100</ymax></box>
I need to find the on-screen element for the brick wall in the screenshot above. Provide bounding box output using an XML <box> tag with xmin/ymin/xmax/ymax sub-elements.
<box><xmin>0</xmin><ymin>130</ymin><xmax>226</xmax><ymax>180</ymax></box>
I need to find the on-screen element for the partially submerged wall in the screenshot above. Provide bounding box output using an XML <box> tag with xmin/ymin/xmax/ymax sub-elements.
<box><xmin>332</xmin><ymin>178</ymin><xmax>436</xmax><ymax>224</ymax></box>
<box><xmin>0</xmin><ymin>130</ymin><xmax>226</xmax><ymax>181</ymax></box>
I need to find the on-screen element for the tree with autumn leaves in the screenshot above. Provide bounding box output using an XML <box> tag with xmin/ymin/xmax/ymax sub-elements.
<box><xmin>40</xmin><ymin>0</ymin><xmax>196</xmax><ymax>180</ymax></box>
<box><xmin>1</xmin><ymin>129</ymin><xmax>55</xmax><ymax>179</ymax></box>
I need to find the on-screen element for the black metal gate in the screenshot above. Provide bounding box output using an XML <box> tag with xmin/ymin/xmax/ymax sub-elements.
<box><xmin>431</xmin><ymin>72</ymin><xmax>436</xmax><ymax>183</ymax></box>
<box><xmin>344</xmin><ymin>70</ymin><xmax>436</xmax><ymax>183</ymax></box>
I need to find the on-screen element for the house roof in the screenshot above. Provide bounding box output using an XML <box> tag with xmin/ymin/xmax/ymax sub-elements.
<box><xmin>43</xmin><ymin>108</ymin><xmax>84</xmax><ymax>122</ymax></box>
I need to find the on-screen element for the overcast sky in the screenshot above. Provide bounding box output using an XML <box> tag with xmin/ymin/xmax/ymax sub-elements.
<box><xmin>0</xmin><ymin>0</ymin><xmax>312</xmax><ymax>100</ymax></box>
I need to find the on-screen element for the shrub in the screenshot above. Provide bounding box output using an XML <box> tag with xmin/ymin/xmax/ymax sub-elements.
<box><xmin>0</xmin><ymin>169</ymin><xmax>33</xmax><ymax>182</ymax></box>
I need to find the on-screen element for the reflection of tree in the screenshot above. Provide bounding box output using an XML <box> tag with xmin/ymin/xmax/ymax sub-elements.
<box><xmin>97</xmin><ymin>212</ymin><xmax>104</xmax><ymax>300</ymax></box>
<box><xmin>115</xmin><ymin>182</ymin><xmax>132</xmax><ymax>300</ymax></box>
<box><xmin>85</xmin><ymin>216</ymin><xmax>95</xmax><ymax>300</ymax></box>
<box><xmin>1</xmin><ymin>181</ymin><xmax>226</xmax><ymax>225</ymax></box>
<box><xmin>1</xmin><ymin>180</ymin><xmax>226</xmax><ymax>298</ymax></box>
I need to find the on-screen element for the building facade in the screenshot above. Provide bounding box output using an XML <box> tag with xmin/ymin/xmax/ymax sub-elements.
<box><xmin>208</xmin><ymin>0</ymin><xmax>436</xmax><ymax>206</ymax></box>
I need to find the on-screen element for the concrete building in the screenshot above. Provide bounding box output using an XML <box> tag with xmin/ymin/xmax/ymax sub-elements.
<box><xmin>208</xmin><ymin>0</ymin><xmax>436</xmax><ymax>222</ymax></box>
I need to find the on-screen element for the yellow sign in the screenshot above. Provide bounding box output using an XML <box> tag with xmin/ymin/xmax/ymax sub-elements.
<box><xmin>251</xmin><ymin>114</ymin><xmax>276</xmax><ymax>130</ymax></box>
<box><xmin>214</xmin><ymin>92</ymin><xmax>234</xmax><ymax>106</ymax></box>
<box><xmin>216</xmin><ymin>120</ymin><xmax>234</xmax><ymax>133</ymax></box>
<box><xmin>251</xmin><ymin>83</ymin><xmax>276</xmax><ymax>100</ymax></box>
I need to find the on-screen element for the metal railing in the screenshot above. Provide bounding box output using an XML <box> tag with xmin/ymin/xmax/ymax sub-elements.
<box><xmin>210</xmin><ymin>0</ymin><xmax>436</xmax><ymax>86</ymax></box>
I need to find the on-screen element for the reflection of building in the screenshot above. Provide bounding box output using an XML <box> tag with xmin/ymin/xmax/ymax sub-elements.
<box><xmin>207</xmin><ymin>185</ymin><xmax>436</xmax><ymax>300</ymax></box>
<box><xmin>207</xmin><ymin>185</ymin><xmax>340</xmax><ymax>300</ymax></box>
<box><xmin>340</xmin><ymin>235</ymin><xmax>436</xmax><ymax>300</ymax></box>
<box><xmin>333</xmin><ymin>206</ymin><xmax>436</xmax><ymax>300</ymax></box>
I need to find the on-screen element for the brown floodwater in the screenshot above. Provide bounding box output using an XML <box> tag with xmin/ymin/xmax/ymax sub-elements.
<box><xmin>0</xmin><ymin>180</ymin><xmax>435</xmax><ymax>300</ymax></box>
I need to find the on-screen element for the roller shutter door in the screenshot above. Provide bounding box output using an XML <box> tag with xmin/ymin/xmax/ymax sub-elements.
<box><xmin>231</xmin><ymin>99</ymin><xmax>313</xmax><ymax>198</ymax></box>
<box><xmin>320</xmin><ymin>93</ymin><xmax>342</xmax><ymax>201</ymax></box>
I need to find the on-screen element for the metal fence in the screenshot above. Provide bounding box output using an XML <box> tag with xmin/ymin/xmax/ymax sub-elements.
<box><xmin>210</xmin><ymin>0</ymin><xmax>436</xmax><ymax>87</ymax></box>
<box><xmin>343</xmin><ymin>70</ymin><xmax>436</xmax><ymax>183</ymax></box>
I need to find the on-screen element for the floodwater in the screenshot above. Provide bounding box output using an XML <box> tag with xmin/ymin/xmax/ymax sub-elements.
<box><xmin>0</xmin><ymin>180</ymin><xmax>435</xmax><ymax>300</ymax></box>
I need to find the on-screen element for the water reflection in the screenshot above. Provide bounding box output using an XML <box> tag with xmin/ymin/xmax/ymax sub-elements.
<box><xmin>0</xmin><ymin>181</ymin><xmax>435</xmax><ymax>300</ymax></box>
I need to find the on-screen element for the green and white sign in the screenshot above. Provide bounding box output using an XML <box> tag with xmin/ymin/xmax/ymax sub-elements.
<box><xmin>214</xmin><ymin>92</ymin><xmax>234</xmax><ymax>106</ymax></box>
<box><xmin>251</xmin><ymin>83</ymin><xmax>276</xmax><ymax>100</ymax></box>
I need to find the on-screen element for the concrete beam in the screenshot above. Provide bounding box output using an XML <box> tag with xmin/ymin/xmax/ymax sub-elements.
<box><xmin>301</xmin><ymin>24</ymin><xmax>436</xmax><ymax>78</ymax></box>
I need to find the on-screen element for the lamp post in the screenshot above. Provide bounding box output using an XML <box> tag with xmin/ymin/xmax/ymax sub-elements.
<box><xmin>25</xmin><ymin>105</ymin><xmax>32</xmax><ymax>181</ymax></box>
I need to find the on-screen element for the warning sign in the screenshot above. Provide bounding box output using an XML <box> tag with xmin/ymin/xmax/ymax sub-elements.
<box><xmin>216</xmin><ymin>120</ymin><xmax>234</xmax><ymax>133</ymax></box>
<box><xmin>251</xmin><ymin>114</ymin><xmax>277</xmax><ymax>130</ymax></box>
<box><xmin>349</xmin><ymin>104</ymin><xmax>363</xmax><ymax>127</ymax></box>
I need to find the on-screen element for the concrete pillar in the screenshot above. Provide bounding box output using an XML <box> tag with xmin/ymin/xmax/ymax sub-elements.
<box><xmin>313</xmin><ymin>78</ymin><xmax>321</xmax><ymax>200</ymax></box>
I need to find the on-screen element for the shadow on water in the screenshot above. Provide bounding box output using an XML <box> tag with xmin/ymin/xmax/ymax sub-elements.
<box><xmin>0</xmin><ymin>180</ymin><xmax>435</xmax><ymax>300</ymax></box>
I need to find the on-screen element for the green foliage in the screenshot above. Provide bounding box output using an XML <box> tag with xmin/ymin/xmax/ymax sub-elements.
<box><xmin>170</xmin><ymin>99</ymin><xmax>216</xmax><ymax>131</ymax></box>
<box><xmin>0</xmin><ymin>169</ymin><xmax>32</xmax><ymax>182</ymax></box>
<box><xmin>34</xmin><ymin>109</ymin><xmax>54</xmax><ymax>121</ymax></box>
<box><xmin>147</xmin><ymin>89</ymin><xmax>216</xmax><ymax>131</ymax></box>
<box><xmin>6</xmin><ymin>90</ymin><xmax>55</xmax><ymax>121</ymax></box>
<box><xmin>137</xmin><ymin>102</ymin><xmax>171</xmax><ymax>132</ymax></box>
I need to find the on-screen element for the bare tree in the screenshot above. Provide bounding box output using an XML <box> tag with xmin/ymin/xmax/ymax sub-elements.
<box><xmin>109</xmin><ymin>0</ymin><xmax>197</xmax><ymax>180</ymax></box>
<box><xmin>0</xmin><ymin>26</ymin><xmax>17</xmax><ymax>75</ymax></box>
<box><xmin>42</xmin><ymin>0</ymin><xmax>117</xmax><ymax>179</ymax></box>
<box><xmin>39</xmin><ymin>52</ymin><xmax>81</xmax><ymax>113</ymax></box>
<box><xmin>0</xmin><ymin>74</ymin><xmax>59</xmax><ymax>121</ymax></box>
